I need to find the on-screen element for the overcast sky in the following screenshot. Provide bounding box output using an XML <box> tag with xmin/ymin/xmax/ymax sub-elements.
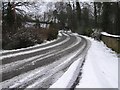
<box><xmin>2</xmin><ymin>0</ymin><xmax>119</xmax><ymax>2</ymax></box>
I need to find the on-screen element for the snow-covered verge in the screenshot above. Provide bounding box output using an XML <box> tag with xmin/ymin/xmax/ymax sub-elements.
<box><xmin>101</xmin><ymin>32</ymin><xmax>120</xmax><ymax>38</ymax></box>
<box><xmin>76</xmin><ymin>36</ymin><xmax>118</xmax><ymax>88</ymax></box>
<box><xmin>49</xmin><ymin>57</ymin><xmax>84</xmax><ymax>88</ymax></box>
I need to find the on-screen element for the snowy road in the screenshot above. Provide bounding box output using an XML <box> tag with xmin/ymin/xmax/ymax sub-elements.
<box><xmin>1</xmin><ymin>31</ymin><xmax>90</xmax><ymax>89</ymax></box>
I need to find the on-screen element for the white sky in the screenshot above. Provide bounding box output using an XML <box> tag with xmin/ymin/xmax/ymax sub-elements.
<box><xmin>2</xmin><ymin>0</ymin><xmax>118</xmax><ymax>2</ymax></box>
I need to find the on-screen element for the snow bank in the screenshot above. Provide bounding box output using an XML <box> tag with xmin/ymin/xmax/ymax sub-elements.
<box><xmin>101</xmin><ymin>32</ymin><xmax>120</xmax><ymax>38</ymax></box>
<box><xmin>73</xmin><ymin>33</ymin><xmax>79</xmax><ymax>36</ymax></box>
<box><xmin>76</xmin><ymin>37</ymin><xmax>118</xmax><ymax>88</ymax></box>
<box><xmin>58</xmin><ymin>32</ymin><xmax>62</xmax><ymax>37</ymax></box>
<box><xmin>67</xmin><ymin>30</ymin><xmax>72</xmax><ymax>33</ymax></box>
<box><xmin>50</xmin><ymin>57</ymin><xmax>83</xmax><ymax>88</ymax></box>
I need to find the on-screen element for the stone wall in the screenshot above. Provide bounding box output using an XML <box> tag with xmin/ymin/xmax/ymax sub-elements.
<box><xmin>101</xmin><ymin>35</ymin><xmax>120</xmax><ymax>53</ymax></box>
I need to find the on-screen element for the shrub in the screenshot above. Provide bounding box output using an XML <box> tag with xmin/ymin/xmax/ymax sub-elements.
<box><xmin>47</xmin><ymin>28</ymin><xmax>58</xmax><ymax>41</ymax></box>
<box><xmin>83</xmin><ymin>28</ymin><xmax>93</xmax><ymax>37</ymax></box>
<box><xmin>47</xmin><ymin>22</ymin><xmax>58</xmax><ymax>41</ymax></box>
<box><xmin>2</xmin><ymin>23</ymin><xmax>58</xmax><ymax>50</ymax></box>
<box><xmin>2</xmin><ymin>28</ymin><xmax>43</xmax><ymax>50</ymax></box>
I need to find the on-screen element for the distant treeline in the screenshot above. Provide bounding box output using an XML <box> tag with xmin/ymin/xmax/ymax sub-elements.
<box><xmin>2</xmin><ymin>2</ymin><xmax>120</xmax><ymax>49</ymax></box>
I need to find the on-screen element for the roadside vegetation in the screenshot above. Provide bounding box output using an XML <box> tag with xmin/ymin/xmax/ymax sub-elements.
<box><xmin>2</xmin><ymin>2</ymin><xmax>120</xmax><ymax>50</ymax></box>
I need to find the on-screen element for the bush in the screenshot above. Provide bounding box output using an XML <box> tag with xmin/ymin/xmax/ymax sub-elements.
<box><xmin>2</xmin><ymin>34</ymin><xmax>14</xmax><ymax>50</ymax></box>
<box><xmin>2</xmin><ymin>28</ymin><xmax>43</xmax><ymax>50</ymax></box>
<box><xmin>47</xmin><ymin>23</ymin><xmax>58</xmax><ymax>41</ymax></box>
<box><xmin>83</xmin><ymin>28</ymin><xmax>93</xmax><ymax>37</ymax></box>
<box><xmin>47</xmin><ymin>28</ymin><xmax>58</xmax><ymax>41</ymax></box>
<box><xmin>2</xmin><ymin>23</ymin><xmax>58</xmax><ymax>50</ymax></box>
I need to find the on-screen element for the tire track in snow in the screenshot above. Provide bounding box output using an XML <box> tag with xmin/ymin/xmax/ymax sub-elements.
<box><xmin>1</xmin><ymin>34</ymin><xmax>74</xmax><ymax>74</ymax></box>
<box><xmin>25</xmin><ymin>38</ymin><xmax>86</xmax><ymax>89</ymax></box>
<box><xmin>1</xmin><ymin>33</ymin><xmax>88</xmax><ymax>89</ymax></box>
<box><xmin>1</xmin><ymin>33</ymin><xmax>70</xmax><ymax>64</ymax></box>
<box><xmin>1</xmin><ymin>35</ymin><xmax>86</xmax><ymax>89</ymax></box>
<box><xmin>1</xmin><ymin>33</ymin><xmax>70</xmax><ymax>70</ymax></box>
<box><xmin>1</xmin><ymin>34</ymin><xmax>78</xmax><ymax>81</ymax></box>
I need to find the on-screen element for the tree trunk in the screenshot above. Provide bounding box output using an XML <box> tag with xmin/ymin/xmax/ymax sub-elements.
<box><xmin>94</xmin><ymin>2</ymin><xmax>97</xmax><ymax>28</ymax></box>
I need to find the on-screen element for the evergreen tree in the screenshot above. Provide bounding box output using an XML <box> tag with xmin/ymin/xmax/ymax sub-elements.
<box><xmin>113</xmin><ymin>2</ymin><xmax>120</xmax><ymax>35</ymax></box>
<box><xmin>66</xmin><ymin>3</ymin><xmax>72</xmax><ymax>31</ymax></box>
<box><xmin>117</xmin><ymin>2</ymin><xmax>120</xmax><ymax>35</ymax></box>
<box><xmin>6</xmin><ymin>2</ymin><xmax>15</xmax><ymax>33</ymax></box>
<box><xmin>102</xmin><ymin>2</ymin><xmax>110</xmax><ymax>33</ymax></box>
<box><xmin>71</xmin><ymin>3</ymin><xmax>78</xmax><ymax>32</ymax></box>
<box><xmin>102</xmin><ymin>2</ymin><xmax>120</xmax><ymax>35</ymax></box>
<box><xmin>82</xmin><ymin>7</ymin><xmax>89</xmax><ymax>28</ymax></box>
<box><xmin>94</xmin><ymin>2</ymin><xmax>97</xmax><ymax>28</ymax></box>
<box><xmin>76</xmin><ymin>1</ymin><xmax>81</xmax><ymax>32</ymax></box>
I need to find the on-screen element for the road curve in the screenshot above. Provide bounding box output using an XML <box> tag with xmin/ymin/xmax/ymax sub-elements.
<box><xmin>1</xmin><ymin>33</ymin><xmax>69</xmax><ymax>64</ymax></box>
<box><xmin>1</xmin><ymin>32</ymin><xmax>90</xmax><ymax>89</ymax></box>
<box><xmin>2</xmin><ymin>32</ymin><xmax>65</xmax><ymax>56</ymax></box>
